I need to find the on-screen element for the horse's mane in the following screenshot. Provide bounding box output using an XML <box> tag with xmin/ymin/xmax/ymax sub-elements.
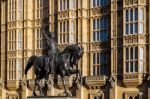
<box><xmin>62</xmin><ymin>44</ymin><xmax>78</xmax><ymax>53</ymax></box>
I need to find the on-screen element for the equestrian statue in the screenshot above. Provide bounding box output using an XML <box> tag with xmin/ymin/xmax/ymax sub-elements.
<box><xmin>24</xmin><ymin>27</ymin><xmax>84</xmax><ymax>96</ymax></box>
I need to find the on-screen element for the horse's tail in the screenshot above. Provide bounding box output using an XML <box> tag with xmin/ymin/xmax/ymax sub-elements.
<box><xmin>25</xmin><ymin>55</ymin><xmax>37</xmax><ymax>75</ymax></box>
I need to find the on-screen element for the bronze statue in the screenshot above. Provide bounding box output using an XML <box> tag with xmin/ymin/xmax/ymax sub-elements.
<box><xmin>25</xmin><ymin>42</ymin><xmax>84</xmax><ymax>96</ymax></box>
<box><xmin>42</xmin><ymin>30</ymin><xmax>59</xmax><ymax>74</ymax></box>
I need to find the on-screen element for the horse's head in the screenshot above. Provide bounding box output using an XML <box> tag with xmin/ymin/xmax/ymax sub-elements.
<box><xmin>72</xmin><ymin>46</ymin><xmax>84</xmax><ymax>66</ymax></box>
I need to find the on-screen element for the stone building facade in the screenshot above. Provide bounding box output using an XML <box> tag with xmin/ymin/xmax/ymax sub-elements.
<box><xmin>0</xmin><ymin>0</ymin><xmax>150</xmax><ymax>99</ymax></box>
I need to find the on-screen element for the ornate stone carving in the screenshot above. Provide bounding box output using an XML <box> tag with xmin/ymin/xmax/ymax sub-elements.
<box><xmin>108</xmin><ymin>74</ymin><xmax>115</xmax><ymax>88</ymax></box>
<box><xmin>123</xmin><ymin>73</ymin><xmax>144</xmax><ymax>87</ymax></box>
<box><xmin>85</xmin><ymin>76</ymin><xmax>107</xmax><ymax>88</ymax></box>
<box><xmin>124</xmin><ymin>74</ymin><xmax>139</xmax><ymax>79</ymax></box>
<box><xmin>134</xmin><ymin>0</ymin><xmax>138</xmax><ymax>4</ymax></box>
<box><xmin>129</xmin><ymin>0</ymin><xmax>133</xmax><ymax>5</ymax></box>
<box><xmin>125</xmin><ymin>0</ymin><xmax>129</xmax><ymax>5</ymax></box>
<box><xmin>140</xmin><ymin>0</ymin><xmax>144</xmax><ymax>4</ymax></box>
<box><xmin>0</xmin><ymin>81</ymin><xmax>4</xmax><ymax>88</ymax></box>
<box><xmin>71</xmin><ymin>10</ymin><xmax>76</xmax><ymax>16</ymax></box>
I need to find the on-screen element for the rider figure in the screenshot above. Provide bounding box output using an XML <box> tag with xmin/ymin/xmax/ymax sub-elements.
<box><xmin>42</xmin><ymin>29</ymin><xmax>58</xmax><ymax>74</ymax></box>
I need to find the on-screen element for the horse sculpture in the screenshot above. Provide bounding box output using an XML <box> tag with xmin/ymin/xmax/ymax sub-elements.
<box><xmin>25</xmin><ymin>44</ymin><xmax>84</xmax><ymax>96</ymax></box>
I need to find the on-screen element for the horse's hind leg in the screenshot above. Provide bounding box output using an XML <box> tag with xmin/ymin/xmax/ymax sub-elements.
<box><xmin>61</xmin><ymin>76</ymin><xmax>68</xmax><ymax>96</ymax></box>
<box><xmin>33</xmin><ymin>79</ymin><xmax>38</xmax><ymax>96</ymax></box>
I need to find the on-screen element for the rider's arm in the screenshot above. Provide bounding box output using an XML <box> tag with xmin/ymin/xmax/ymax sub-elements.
<box><xmin>42</xmin><ymin>30</ymin><xmax>49</xmax><ymax>40</ymax></box>
<box><xmin>42</xmin><ymin>27</ymin><xmax>50</xmax><ymax>41</ymax></box>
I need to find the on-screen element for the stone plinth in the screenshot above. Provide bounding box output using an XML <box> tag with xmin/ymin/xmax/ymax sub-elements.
<box><xmin>27</xmin><ymin>96</ymin><xmax>78</xmax><ymax>99</ymax></box>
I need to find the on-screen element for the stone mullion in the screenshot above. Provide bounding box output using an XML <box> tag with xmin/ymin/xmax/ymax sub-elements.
<box><xmin>1</xmin><ymin>2</ymin><xmax>7</xmax><ymax>93</ymax></box>
<box><xmin>147</xmin><ymin>15</ymin><xmax>150</xmax><ymax>99</ymax></box>
<box><xmin>111</xmin><ymin>1</ymin><xmax>117</xmax><ymax>75</ymax></box>
<box><xmin>149</xmin><ymin>0</ymin><xmax>150</xmax><ymax>74</ymax></box>
<box><xmin>1</xmin><ymin>0</ymin><xmax>7</xmax><ymax>85</ymax></box>
<box><xmin>110</xmin><ymin>1</ymin><xmax>118</xmax><ymax>99</ymax></box>
<box><xmin>79</xmin><ymin>0</ymin><xmax>89</xmax><ymax>99</ymax></box>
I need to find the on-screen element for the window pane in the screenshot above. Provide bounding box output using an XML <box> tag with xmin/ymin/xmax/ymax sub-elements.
<box><xmin>101</xmin><ymin>17</ymin><xmax>104</xmax><ymax>29</ymax></box>
<box><xmin>17</xmin><ymin>60</ymin><xmax>22</xmax><ymax>80</ymax></box>
<box><xmin>93</xmin><ymin>66</ymin><xmax>96</xmax><ymax>75</ymax></box>
<box><xmin>63</xmin><ymin>0</ymin><xmax>65</xmax><ymax>10</ymax></box>
<box><xmin>126</xmin><ymin>62</ymin><xmax>129</xmax><ymax>73</ymax></box>
<box><xmin>97</xmin><ymin>0</ymin><xmax>99</xmax><ymax>6</ymax></box>
<box><xmin>139</xmin><ymin>61</ymin><xmax>144</xmax><ymax>72</ymax></box>
<box><xmin>139</xmin><ymin>8</ymin><xmax>144</xmax><ymax>21</ymax></box>
<box><xmin>60</xmin><ymin>0</ymin><xmax>62</xmax><ymax>11</ymax></box>
<box><xmin>134</xmin><ymin>8</ymin><xmax>138</xmax><ymax>21</ymax></box>
<box><xmin>126</xmin><ymin>24</ymin><xmax>129</xmax><ymax>35</ymax></box>
<box><xmin>139</xmin><ymin>47</ymin><xmax>144</xmax><ymax>60</ymax></box>
<box><xmin>130</xmin><ymin>47</ymin><xmax>133</xmax><ymax>59</ymax></box>
<box><xmin>63</xmin><ymin>21</ymin><xmax>65</xmax><ymax>32</ymax></box>
<box><xmin>18</xmin><ymin>30</ymin><xmax>22</xmax><ymax>49</ymax></box>
<box><xmin>97</xmin><ymin>53</ymin><xmax>99</xmax><ymax>64</ymax></box>
<box><xmin>139</xmin><ymin>23</ymin><xmax>144</xmax><ymax>34</ymax></box>
<box><xmin>102</xmin><ymin>0</ymin><xmax>108</xmax><ymax>6</ymax></box>
<box><xmin>97</xmin><ymin>32</ymin><xmax>100</xmax><ymax>41</ymax></box>
<box><xmin>93</xmin><ymin>31</ymin><xmax>96</xmax><ymax>41</ymax></box>
<box><xmin>93</xmin><ymin>19</ymin><xmax>96</xmax><ymax>30</ymax></box>
<box><xmin>97</xmin><ymin>19</ymin><xmax>100</xmax><ymax>29</ymax></box>
<box><xmin>134</xmin><ymin>22</ymin><xmax>138</xmax><ymax>34</ymax></box>
<box><xmin>104</xmin><ymin>31</ymin><xmax>108</xmax><ymax>41</ymax></box>
<box><xmin>99</xmin><ymin>31</ymin><xmax>101</xmax><ymax>41</ymax></box>
<box><xmin>130</xmin><ymin>9</ymin><xmax>133</xmax><ymax>21</ymax></box>
<box><xmin>101</xmin><ymin>31</ymin><xmax>103</xmax><ymax>41</ymax></box>
<box><xmin>97</xmin><ymin>66</ymin><xmax>100</xmax><ymax>75</ymax></box>
<box><xmin>130</xmin><ymin>23</ymin><xmax>133</xmax><ymax>34</ymax></box>
<box><xmin>135</xmin><ymin>47</ymin><xmax>138</xmax><ymax>59</ymax></box>
<box><xmin>126</xmin><ymin>10</ymin><xmax>129</xmax><ymax>22</ymax></box>
<box><xmin>93</xmin><ymin>53</ymin><xmax>96</xmax><ymax>64</ymax></box>
<box><xmin>130</xmin><ymin>62</ymin><xmax>133</xmax><ymax>72</ymax></box>
<box><xmin>103</xmin><ymin>65</ymin><xmax>107</xmax><ymax>75</ymax></box>
<box><xmin>63</xmin><ymin>34</ymin><xmax>65</xmax><ymax>43</ymax></box>
<box><xmin>126</xmin><ymin>48</ymin><xmax>129</xmax><ymax>60</ymax></box>
<box><xmin>135</xmin><ymin>61</ymin><xmax>138</xmax><ymax>72</ymax></box>
<box><xmin>93</xmin><ymin>0</ymin><xmax>96</xmax><ymax>7</ymax></box>
<box><xmin>104</xmin><ymin>16</ymin><xmax>107</xmax><ymax>29</ymax></box>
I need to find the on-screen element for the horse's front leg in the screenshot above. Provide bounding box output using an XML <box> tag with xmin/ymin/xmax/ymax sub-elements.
<box><xmin>61</xmin><ymin>76</ymin><xmax>68</xmax><ymax>96</ymax></box>
<box><xmin>42</xmin><ymin>73</ymin><xmax>50</xmax><ymax>96</ymax></box>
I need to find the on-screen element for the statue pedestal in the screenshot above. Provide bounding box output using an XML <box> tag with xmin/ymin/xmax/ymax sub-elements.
<box><xmin>27</xmin><ymin>96</ymin><xmax>78</xmax><ymax>99</ymax></box>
